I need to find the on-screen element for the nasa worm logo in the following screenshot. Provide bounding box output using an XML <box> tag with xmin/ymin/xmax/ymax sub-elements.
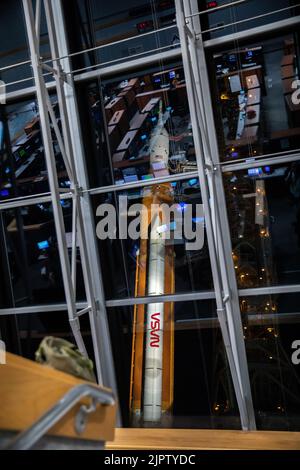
<box><xmin>150</xmin><ymin>312</ymin><xmax>160</xmax><ymax>348</ymax></box>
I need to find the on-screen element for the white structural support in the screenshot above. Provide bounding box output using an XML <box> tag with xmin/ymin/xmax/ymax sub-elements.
<box><xmin>49</xmin><ymin>0</ymin><xmax>119</xmax><ymax>408</ymax></box>
<box><xmin>21</xmin><ymin>0</ymin><xmax>118</xmax><ymax>405</ymax></box>
<box><xmin>175</xmin><ymin>0</ymin><xmax>256</xmax><ymax>430</ymax></box>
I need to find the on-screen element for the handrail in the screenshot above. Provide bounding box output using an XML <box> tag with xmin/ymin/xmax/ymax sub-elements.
<box><xmin>6</xmin><ymin>383</ymin><xmax>115</xmax><ymax>450</ymax></box>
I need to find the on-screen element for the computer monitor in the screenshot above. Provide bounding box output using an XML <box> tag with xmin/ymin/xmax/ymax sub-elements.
<box><xmin>228</xmin><ymin>75</ymin><xmax>242</xmax><ymax>93</ymax></box>
<box><xmin>141</xmin><ymin>174</ymin><xmax>154</xmax><ymax>181</ymax></box>
<box><xmin>14</xmin><ymin>147</ymin><xmax>27</xmax><ymax>163</ymax></box>
<box><xmin>241</xmin><ymin>49</ymin><xmax>257</xmax><ymax>67</ymax></box>
<box><xmin>188</xmin><ymin>178</ymin><xmax>198</xmax><ymax>186</ymax></box>
<box><xmin>37</xmin><ymin>240</ymin><xmax>49</xmax><ymax>250</ymax></box>
<box><xmin>228</xmin><ymin>54</ymin><xmax>237</xmax><ymax>63</ymax></box>
<box><xmin>123</xmin><ymin>167</ymin><xmax>138</xmax><ymax>183</ymax></box>
<box><xmin>248</xmin><ymin>167</ymin><xmax>262</xmax><ymax>177</ymax></box>
<box><xmin>124</xmin><ymin>174</ymin><xmax>138</xmax><ymax>183</ymax></box>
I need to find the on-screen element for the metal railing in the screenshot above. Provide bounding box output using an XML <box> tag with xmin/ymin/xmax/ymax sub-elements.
<box><xmin>6</xmin><ymin>383</ymin><xmax>115</xmax><ymax>450</ymax></box>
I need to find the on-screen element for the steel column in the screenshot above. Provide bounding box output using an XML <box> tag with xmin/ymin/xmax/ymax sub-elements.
<box><xmin>21</xmin><ymin>0</ymin><xmax>118</xmax><ymax>408</ymax></box>
<box><xmin>175</xmin><ymin>0</ymin><xmax>256</xmax><ymax>430</ymax></box>
<box><xmin>22</xmin><ymin>0</ymin><xmax>89</xmax><ymax>356</ymax></box>
<box><xmin>189</xmin><ymin>0</ymin><xmax>256</xmax><ymax>430</ymax></box>
<box><xmin>48</xmin><ymin>0</ymin><xmax>119</xmax><ymax>407</ymax></box>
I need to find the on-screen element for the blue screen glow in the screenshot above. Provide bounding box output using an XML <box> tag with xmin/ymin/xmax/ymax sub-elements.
<box><xmin>37</xmin><ymin>240</ymin><xmax>49</xmax><ymax>250</ymax></box>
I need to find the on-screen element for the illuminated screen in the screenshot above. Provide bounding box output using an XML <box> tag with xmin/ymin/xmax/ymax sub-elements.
<box><xmin>37</xmin><ymin>240</ymin><xmax>49</xmax><ymax>250</ymax></box>
<box><xmin>141</xmin><ymin>174</ymin><xmax>154</xmax><ymax>180</ymax></box>
<box><xmin>248</xmin><ymin>168</ymin><xmax>262</xmax><ymax>177</ymax></box>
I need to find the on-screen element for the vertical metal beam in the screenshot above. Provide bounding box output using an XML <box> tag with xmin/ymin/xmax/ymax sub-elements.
<box><xmin>49</xmin><ymin>0</ymin><xmax>119</xmax><ymax>406</ymax></box>
<box><xmin>184</xmin><ymin>0</ymin><xmax>257</xmax><ymax>424</ymax></box>
<box><xmin>22</xmin><ymin>0</ymin><xmax>88</xmax><ymax>357</ymax></box>
<box><xmin>188</xmin><ymin>0</ymin><xmax>256</xmax><ymax>430</ymax></box>
<box><xmin>175</xmin><ymin>0</ymin><xmax>256</xmax><ymax>430</ymax></box>
<box><xmin>43</xmin><ymin>0</ymin><xmax>101</xmax><ymax>383</ymax></box>
<box><xmin>35</xmin><ymin>0</ymin><xmax>41</xmax><ymax>49</ymax></box>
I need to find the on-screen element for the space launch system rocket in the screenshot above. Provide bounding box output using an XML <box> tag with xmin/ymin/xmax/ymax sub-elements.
<box><xmin>130</xmin><ymin>100</ymin><xmax>175</xmax><ymax>426</ymax></box>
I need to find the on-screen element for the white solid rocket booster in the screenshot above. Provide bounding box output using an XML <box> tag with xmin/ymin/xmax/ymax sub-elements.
<box><xmin>143</xmin><ymin>100</ymin><xmax>170</xmax><ymax>423</ymax></box>
<box><xmin>143</xmin><ymin>213</ymin><xmax>166</xmax><ymax>422</ymax></box>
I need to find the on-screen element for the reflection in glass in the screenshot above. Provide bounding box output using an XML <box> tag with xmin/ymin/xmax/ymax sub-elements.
<box><xmin>0</xmin><ymin>0</ymin><xmax>31</xmax><ymax>92</ymax></box>
<box><xmin>210</xmin><ymin>34</ymin><xmax>300</xmax><ymax>162</ymax></box>
<box><xmin>198</xmin><ymin>0</ymin><xmax>300</xmax><ymax>41</ymax></box>
<box><xmin>0</xmin><ymin>98</ymin><xmax>70</xmax><ymax>200</ymax></box>
<box><xmin>0</xmin><ymin>201</ymin><xmax>86</xmax><ymax>307</ymax></box>
<box><xmin>239</xmin><ymin>293</ymin><xmax>300</xmax><ymax>430</ymax></box>
<box><xmin>0</xmin><ymin>0</ymin><xmax>52</xmax><ymax>93</ymax></box>
<box><xmin>93</xmin><ymin>178</ymin><xmax>213</xmax><ymax>300</ymax></box>
<box><xmin>1</xmin><ymin>310</ymin><xmax>97</xmax><ymax>368</ymax></box>
<box><xmin>84</xmin><ymin>62</ymin><xmax>196</xmax><ymax>188</ymax></box>
<box><xmin>67</xmin><ymin>0</ymin><xmax>178</xmax><ymax>69</ymax></box>
<box><xmin>225</xmin><ymin>162</ymin><xmax>300</xmax><ymax>289</ymax></box>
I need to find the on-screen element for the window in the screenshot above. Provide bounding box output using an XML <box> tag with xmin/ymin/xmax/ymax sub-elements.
<box><xmin>0</xmin><ymin>98</ymin><xmax>70</xmax><ymax>200</ymax></box>
<box><xmin>239</xmin><ymin>292</ymin><xmax>300</xmax><ymax>430</ymax></box>
<box><xmin>107</xmin><ymin>300</ymin><xmax>241</xmax><ymax>428</ymax></box>
<box><xmin>63</xmin><ymin>1</ymin><xmax>178</xmax><ymax>72</ymax></box>
<box><xmin>224</xmin><ymin>162</ymin><xmax>300</xmax><ymax>289</ymax></box>
<box><xmin>0</xmin><ymin>201</ymin><xmax>86</xmax><ymax>307</ymax></box>
<box><xmin>198</xmin><ymin>0</ymin><xmax>300</xmax><ymax>41</ymax></box>
<box><xmin>92</xmin><ymin>178</ymin><xmax>213</xmax><ymax>300</ymax></box>
<box><xmin>209</xmin><ymin>32</ymin><xmax>300</xmax><ymax>162</ymax></box>
<box><xmin>78</xmin><ymin>62</ymin><xmax>196</xmax><ymax>189</ymax></box>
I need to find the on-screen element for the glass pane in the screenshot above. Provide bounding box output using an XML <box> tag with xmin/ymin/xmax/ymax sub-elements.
<box><xmin>66</xmin><ymin>0</ymin><xmax>178</xmax><ymax>70</ymax></box>
<box><xmin>91</xmin><ymin>177</ymin><xmax>213</xmax><ymax>299</ymax></box>
<box><xmin>198</xmin><ymin>0</ymin><xmax>300</xmax><ymax>41</ymax></box>
<box><xmin>0</xmin><ymin>0</ymin><xmax>33</xmax><ymax>94</ymax></box>
<box><xmin>0</xmin><ymin>310</ymin><xmax>96</xmax><ymax>369</ymax></box>
<box><xmin>239</xmin><ymin>292</ymin><xmax>300</xmax><ymax>430</ymax></box>
<box><xmin>0</xmin><ymin>97</ymin><xmax>70</xmax><ymax>200</ymax></box>
<box><xmin>89</xmin><ymin>28</ymin><xmax>179</xmax><ymax>70</ymax></box>
<box><xmin>107</xmin><ymin>300</ymin><xmax>241</xmax><ymax>428</ymax></box>
<box><xmin>79</xmin><ymin>61</ymin><xmax>195</xmax><ymax>189</ymax></box>
<box><xmin>209</xmin><ymin>32</ymin><xmax>300</xmax><ymax>162</ymax></box>
<box><xmin>224</xmin><ymin>161</ymin><xmax>300</xmax><ymax>287</ymax></box>
<box><xmin>0</xmin><ymin>200</ymin><xmax>86</xmax><ymax>307</ymax></box>
<box><xmin>0</xmin><ymin>1</ymin><xmax>54</xmax><ymax>94</ymax></box>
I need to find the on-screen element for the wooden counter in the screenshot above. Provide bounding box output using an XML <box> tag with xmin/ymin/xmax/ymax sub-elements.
<box><xmin>0</xmin><ymin>352</ymin><xmax>116</xmax><ymax>443</ymax></box>
<box><xmin>247</xmin><ymin>87</ymin><xmax>261</xmax><ymax>106</ymax></box>
<box><xmin>282</xmin><ymin>77</ymin><xmax>296</xmax><ymax>95</ymax></box>
<box><xmin>105</xmin><ymin>96</ymin><xmax>125</xmax><ymax>120</ymax></box>
<box><xmin>245</xmin><ymin>104</ymin><xmax>260</xmax><ymax>126</ymax></box>
<box><xmin>130</xmin><ymin>111</ymin><xmax>149</xmax><ymax>131</ymax></box>
<box><xmin>108</xmin><ymin>109</ymin><xmax>128</xmax><ymax>135</ymax></box>
<box><xmin>106</xmin><ymin>428</ymin><xmax>300</xmax><ymax>450</ymax></box>
<box><xmin>246</xmin><ymin>74</ymin><xmax>260</xmax><ymax>90</ymax></box>
<box><xmin>281</xmin><ymin>54</ymin><xmax>294</xmax><ymax>67</ymax></box>
<box><xmin>281</xmin><ymin>64</ymin><xmax>296</xmax><ymax>80</ymax></box>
